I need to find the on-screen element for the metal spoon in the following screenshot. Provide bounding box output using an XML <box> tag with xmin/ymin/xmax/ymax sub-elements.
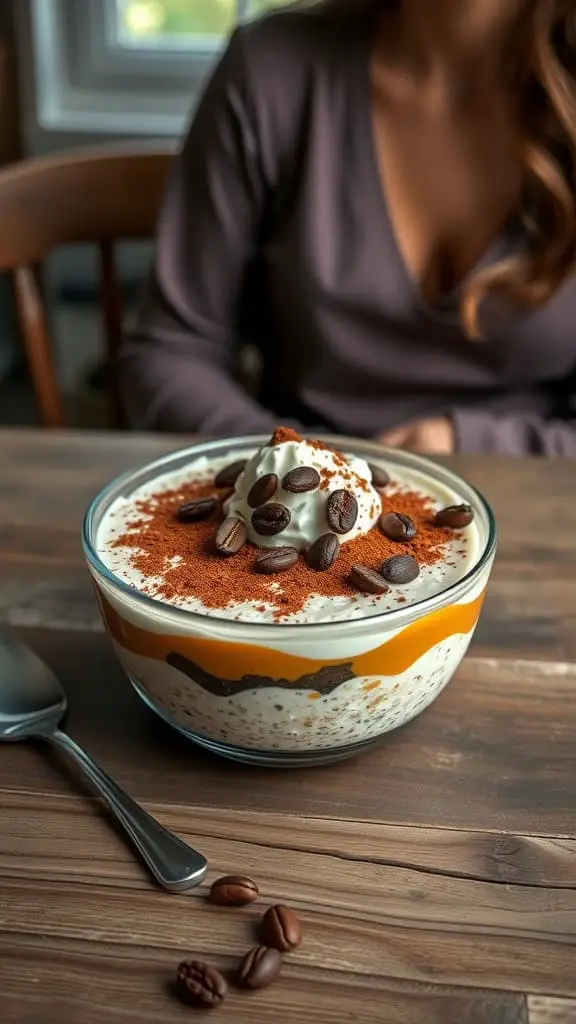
<box><xmin>0</xmin><ymin>629</ymin><xmax>207</xmax><ymax>892</ymax></box>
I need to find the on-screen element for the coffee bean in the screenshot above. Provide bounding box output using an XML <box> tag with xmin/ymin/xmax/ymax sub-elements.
<box><xmin>237</xmin><ymin>946</ymin><xmax>283</xmax><ymax>990</ymax></box>
<box><xmin>252</xmin><ymin>503</ymin><xmax>291</xmax><ymax>536</ymax></box>
<box><xmin>349</xmin><ymin>564</ymin><xmax>390</xmax><ymax>594</ymax></box>
<box><xmin>176</xmin><ymin>497</ymin><xmax>218</xmax><ymax>523</ymax></box>
<box><xmin>369</xmin><ymin>463</ymin><xmax>390</xmax><ymax>488</ymax></box>
<box><xmin>209</xmin><ymin>875</ymin><xmax>259</xmax><ymax>907</ymax></box>
<box><xmin>214</xmin><ymin>516</ymin><xmax>247</xmax><ymax>555</ymax></box>
<box><xmin>380</xmin><ymin>554</ymin><xmax>420</xmax><ymax>584</ymax></box>
<box><xmin>434</xmin><ymin>504</ymin><xmax>474</xmax><ymax>528</ymax></box>
<box><xmin>326</xmin><ymin>489</ymin><xmax>358</xmax><ymax>534</ymax></box>
<box><xmin>282</xmin><ymin>466</ymin><xmax>320</xmax><ymax>493</ymax></box>
<box><xmin>261</xmin><ymin>905</ymin><xmax>302</xmax><ymax>952</ymax></box>
<box><xmin>306</xmin><ymin>532</ymin><xmax>340</xmax><ymax>571</ymax></box>
<box><xmin>379</xmin><ymin>511</ymin><xmax>417</xmax><ymax>541</ymax></box>
<box><xmin>255</xmin><ymin>547</ymin><xmax>299</xmax><ymax>575</ymax></box>
<box><xmin>247</xmin><ymin>473</ymin><xmax>278</xmax><ymax>508</ymax></box>
<box><xmin>214</xmin><ymin>460</ymin><xmax>247</xmax><ymax>489</ymax></box>
<box><xmin>177</xmin><ymin>960</ymin><xmax>228</xmax><ymax>1009</ymax></box>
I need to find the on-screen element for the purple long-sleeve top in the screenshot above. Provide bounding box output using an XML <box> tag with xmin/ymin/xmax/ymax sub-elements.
<box><xmin>120</xmin><ymin>6</ymin><xmax>576</xmax><ymax>455</ymax></box>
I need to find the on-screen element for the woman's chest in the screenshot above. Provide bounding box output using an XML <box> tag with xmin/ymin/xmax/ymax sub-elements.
<box><xmin>259</xmin><ymin>67</ymin><xmax>575</xmax><ymax>387</ymax></box>
<box><xmin>262</xmin><ymin>194</ymin><xmax>576</xmax><ymax>389</ymax></box>
<box><xmin>370</xmin><ymin>93</ymin><xmax>522</xmax><ymax>303</ymax></box>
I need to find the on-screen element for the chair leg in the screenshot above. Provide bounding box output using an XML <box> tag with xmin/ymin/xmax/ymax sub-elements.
<box><xmin>99</xmin><ymin>240</ymin><xmax>126</xmax><ymax>428</ymax></box>
<box><xmin>12</xmin><ymin>264</ymin><xmax>65</xmax><ymax>428</ymax></box>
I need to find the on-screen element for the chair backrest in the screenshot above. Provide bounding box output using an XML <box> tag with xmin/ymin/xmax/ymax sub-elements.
<box><xmin>0</xmin><ymin>142</ymin><xmax>175</xmax><ymax>427</ymax></box>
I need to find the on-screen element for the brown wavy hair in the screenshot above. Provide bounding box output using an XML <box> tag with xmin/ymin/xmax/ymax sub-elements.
<box><xmin>326</xmin><ymin>0</ymin><xmax>576</xmax><ymax>337</ymax></box>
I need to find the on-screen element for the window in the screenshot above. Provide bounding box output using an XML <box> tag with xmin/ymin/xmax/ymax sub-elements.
<box><xmin>117</xmin><ymin>1</ymin><xmax>292</xmax><ymax>48</ymax></box>
<box><xmin>118</xmin><ymin>0</ymin><xmax>238</xmax><ymax>47</ymax></box>
<box><xmin>22</xmin><ymin>0</ymin><xmax>295</xmax><ymax>139</ymax></box>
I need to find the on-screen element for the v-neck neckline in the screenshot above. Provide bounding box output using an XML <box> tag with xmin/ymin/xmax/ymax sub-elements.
<box><xmin>353</xmin><ymin>13</ymin><xmax>520</xmax><ymax>325</ymax></box>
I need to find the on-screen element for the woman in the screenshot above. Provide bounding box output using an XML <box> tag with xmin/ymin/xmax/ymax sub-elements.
<box><xmin>120</xmin><ymin>0</ymin><xmax>576</xmax><ymax>455</ymax></box>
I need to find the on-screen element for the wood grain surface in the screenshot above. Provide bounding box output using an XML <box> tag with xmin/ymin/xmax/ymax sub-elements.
<box><xmin>1</xmin><ymin>428</ymin><xmax>575</xmax><ymax>1023</ymax></box>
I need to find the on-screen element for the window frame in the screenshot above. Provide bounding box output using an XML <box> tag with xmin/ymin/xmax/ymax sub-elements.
<box><xmin>20</xmin><ymin>0</ymin><xmax>234</xmax><ymax>138</ymax></box>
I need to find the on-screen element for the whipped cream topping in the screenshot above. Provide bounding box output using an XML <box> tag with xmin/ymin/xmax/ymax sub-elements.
<box><xmin>224</xmin><ymin>437</ymin><xmax>381</xmax><ymax>551</ymax></box>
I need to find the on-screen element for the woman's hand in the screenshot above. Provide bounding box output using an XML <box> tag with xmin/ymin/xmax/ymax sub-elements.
<box><xmin>379</xmin><ymin>417</ymin><xmax>455</xmax><ymax>455</ymax></box>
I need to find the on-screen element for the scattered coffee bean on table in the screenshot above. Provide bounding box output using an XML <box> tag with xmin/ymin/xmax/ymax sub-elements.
<box><xmin>306</xmin><ymin>532</ymin><xmax>340</xmax><ymax>571</ymax></box>
<box><xmin>381</xmin><ymin>554</ymin><xmax>420</xmax><ymax>584</ymax></box>
<box><xmin>214</xmin><ymin>516</ymin><xmax>247</xmax><ymax>555</ymax></box>
<box><xmin>326</xmin><ymin>489</ymin><xmax>359</xmax><ymax>534</ymax></box>
<box><xmin>379</xmin><ymin>511</ymin><xmax>417</xmax><ymax>541</ymax></box>
<box><xmin>369</xmin><ymin>463</ymin><xmax>390</xmax><ymax>488</ymax></box>
<box><xmin>209</xmin><ymin>875</ymin><xmax>259</xmax><ymax>907</ymax></box>
<box><xmin>434</xmin><ymin>504</ymin><xmax>474</xmax><ymax>528</ymax></box>
<box><xmin>247</xmin><ymin>473</ymin><xmax>278</xmax><ymax>509</ymax></box>
<box><xmin>214</xmin><ymin>460</ymin><xmax>247</xmax><ymax>489</ymax></box>
<box><xmin>261</xmin><ymin>905</ymin><xmax>302</xmax><ymax>952</ymax></box>
<box><xmin>176</xmin><ymin>497</ymin><xmax>218</xmax><ymax>523</ymax></box>
<box><xmin>282</xmin><ymin>466</ymin><xmax>321</xmax><ymax>493</ymax></box>
<box><xmin>252</xmin><ymin>503</ymin><xmax>291</xmax><ymax>536</ymax></box>
<box><xmin>349</xmin><ymin>564</ymin><xmax>390</xmax><ymax>595</ymax></box>
<box><xmin>255</xmin><ymin>546</ymin><xmax>299</xmax><ymax>575</ymax></box>
<box><xmin>177</xmin><ymin>960</ymin><xmax>228</xmax><ymax>1009</ymax></box>
<box><xmin>237</xmin><ymin>946</ymin><xmax>283</xmax><ymax>990</ymax></box>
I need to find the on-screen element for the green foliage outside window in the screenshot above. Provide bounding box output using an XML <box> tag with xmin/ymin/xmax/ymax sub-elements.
<box><xmin>119</xmin><ymin>0</ymin><xmax>294</xmax><ymax>41</ymax></box>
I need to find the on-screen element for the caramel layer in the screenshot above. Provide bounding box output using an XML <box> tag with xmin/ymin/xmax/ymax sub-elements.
<box><xmin>97</xmin><ymin>588</ymin><xmax>485</xmax><ymax>684</ymax></box>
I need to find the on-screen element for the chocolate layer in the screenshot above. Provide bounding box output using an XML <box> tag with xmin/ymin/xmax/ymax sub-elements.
<box><xmin>166</xmin><ymin>651</ymin><xmax>356</xmax><ymax>697</ymax></box>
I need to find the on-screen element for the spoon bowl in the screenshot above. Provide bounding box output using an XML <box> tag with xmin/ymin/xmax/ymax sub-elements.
<box><xmin>0</xmin><ymin>628</ymin><xmax>208</xmax><ymax>891</ymax></box>
<box><xmin>0</xmin><ymin>630</ymin><xmax>66</xmax><ymax>739</ymax></box>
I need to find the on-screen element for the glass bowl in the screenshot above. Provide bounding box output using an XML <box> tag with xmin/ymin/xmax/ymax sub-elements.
<box><xmin>82</xmin><ymin>435</ymin><xmax>496</xmax><ymax>767</ymax></box>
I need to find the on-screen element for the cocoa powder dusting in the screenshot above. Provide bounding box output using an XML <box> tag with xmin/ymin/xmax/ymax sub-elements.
<box><xmin>270</xmin><ymin>426</ymin><xmax>303</xmax><ymax>445</ymax></box>
<box><xmin>269</xmin><ymin>427</ymin><xmax>352</xmax><ymax>477</ymax></box>
<box><xmin>307</xmin><ymin>438</ymin><xmax>349</xmax><ymax>469</ymax></box>
<box><xmin>110</xmin><ymin>475</ymin><xmax>457</xmax><ymax>620</ymax></box>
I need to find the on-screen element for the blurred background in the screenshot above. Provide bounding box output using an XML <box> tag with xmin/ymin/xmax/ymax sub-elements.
<box><xmin>120</xmin><ymin>0</ymin><xmax>289</xmax><ymax>35</ymax></box>
<box><xmin>0</xmin><ymin>0</ymin><xmax>291</xmax><ymax>427</ymax></box>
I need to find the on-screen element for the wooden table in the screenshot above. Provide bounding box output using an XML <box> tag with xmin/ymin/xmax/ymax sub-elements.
<box><xmin>1</xmin><ymin>428</ymin><xmax>575</xmax><ymax>1024</ymax></box>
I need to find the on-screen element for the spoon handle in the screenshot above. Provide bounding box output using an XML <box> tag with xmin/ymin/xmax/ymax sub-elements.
<box><xmin>46</xmin><ymin>728</ymin><xmax>208</xmax><ymax>892</ymax></box>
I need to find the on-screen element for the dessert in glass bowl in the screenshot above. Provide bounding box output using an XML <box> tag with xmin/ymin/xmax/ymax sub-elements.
<box><xmin>83</xmin><ymin>428</ymin><xmax>496</xmax><ymax>766</ymax></box>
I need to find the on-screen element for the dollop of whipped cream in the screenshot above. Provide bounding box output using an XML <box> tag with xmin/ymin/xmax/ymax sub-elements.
<box><xmin>224</xmin><ymin>428</ymin><xmax>381</xmax><ymax>550</ymax></box>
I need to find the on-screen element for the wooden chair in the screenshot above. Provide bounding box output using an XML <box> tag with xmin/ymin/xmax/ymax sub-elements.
<box><xmin>0</xmin><ymin>143</ymin><xmax>175</xmax><ymax>427</ymax></box>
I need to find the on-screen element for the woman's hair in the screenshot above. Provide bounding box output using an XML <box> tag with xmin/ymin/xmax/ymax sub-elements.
<box><xmin>326</xmin><ymin>0</ymin><xmax>576</xmax><ymax>337</ymax></box>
